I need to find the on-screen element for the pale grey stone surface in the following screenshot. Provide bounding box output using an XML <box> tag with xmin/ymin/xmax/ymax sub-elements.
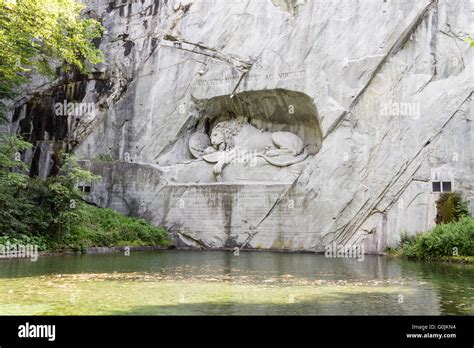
<box><xmin>197</xmin><ymin>118</ymin><xmax>310</xmax><ymax>180</ymax></box>
<box><xmin>13</xmin><ymin>0</ymin><xmax>474</xmax><ymax>252</ymax></box>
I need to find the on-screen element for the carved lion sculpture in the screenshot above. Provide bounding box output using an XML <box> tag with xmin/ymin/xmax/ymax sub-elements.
<box><xmin>188</xmin><ymin>120</ymin><xmax>308</xmax><ymax>181</ymax></box>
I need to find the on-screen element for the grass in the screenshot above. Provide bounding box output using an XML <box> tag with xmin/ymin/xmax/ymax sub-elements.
<box><xmin>387</xmin><ymin>216</ymin><xmax>474</xmax><ymax>263</ymax></box>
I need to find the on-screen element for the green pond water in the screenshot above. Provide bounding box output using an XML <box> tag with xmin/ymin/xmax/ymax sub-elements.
<box><xmin>0</xmin><ymin>250</ymin><xmax>472</xmax><ymax>315</ymax></box>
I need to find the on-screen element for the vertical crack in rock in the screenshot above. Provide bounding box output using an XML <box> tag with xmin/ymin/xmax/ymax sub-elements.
<box><xmin>12</xmin><ymin>0</ymin><xmax>471</xmax><ymax>253</ymax></box>
<box><xmin>429</xmin><ymin>0</ymin><xmax>439</xmax><ymax>78</ymax></box>
<box><xmin>62</xmin><ymin>2</ymin><xmax>174</xmax><ymax>152</ymax></box>
<box><xmin>243</xmin><ymin>172</ymin><xmax>304</xmax><ymax>249</ymax></box>
<box><xmin>334</xmin><ymin>91</ymin><xmax>472</xmax><ymax>245</ymax></box>
<box><xmin>324</xmin><ymin>0</ymin><xmax>438</xmax><ymax>139</ymax></box>
<box><xmin>230</xmin><ymin>71</ymin><xmax>249</xmax><ymax>98</ymax></box>
<box><xmin>416</xmin><ymin>0</ymin><xmax>439</xmax><ymax>94</ymax></box>
<box><xmin>223</xmin><ymin>189</ymin><xmax>234</xmax><ymax>248</ymax></box>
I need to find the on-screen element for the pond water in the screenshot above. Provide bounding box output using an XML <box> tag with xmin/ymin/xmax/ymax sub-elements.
<box><xmin>0</xmin><ymin>250</ymin><xmax>472</xmax><ymax>315</ymax></box>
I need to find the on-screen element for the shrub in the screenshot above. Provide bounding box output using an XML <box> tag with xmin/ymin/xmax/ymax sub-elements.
<box><xmin>62</xmin><ymin>202</ymin><xmax>170</xmax><ymax>249</ymax></box>
<box><xmin>400</xmin><ymin>232</ymin><xmax>417</xmax><ymax>245</ymax></box>
<box><xmin>0</xmin><ymin>234</ymin><xmax>48</xmax><ymax>251</ymax></box>
<box><xmin>436</xmin><ymin>192</ymin><xmax>469</xmax><ymax>224</ymax></box>
<box><xmin>396</xmin><ymin>216</ymin><xmax>474</xmax><ymax>260</ymax></box>
<box><xmin>0</xmin><ymin>135</ymin><xmax>170</xmax><ymax>251</ymax></box>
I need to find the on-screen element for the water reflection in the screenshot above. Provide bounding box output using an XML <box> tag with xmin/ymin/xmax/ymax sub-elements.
<box><xmin>0</xmin><ymin>250</ymin><xmax>472</xmax><ymax>315</ymax></box>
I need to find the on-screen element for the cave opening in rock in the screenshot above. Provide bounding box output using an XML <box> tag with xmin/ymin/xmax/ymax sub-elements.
<box><xmin>193</xmin><ymin>89</ymin><xmax>323</xmax><ymax>156</ymax></box>
<box><xmin>157</xmin><ymin>89</ymin><xmax>323</xmax><ymax>182</ymax></box>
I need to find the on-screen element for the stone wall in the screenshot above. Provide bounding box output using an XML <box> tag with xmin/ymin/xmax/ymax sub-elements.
<box><xmin>10</xmin><ymin>0</ymin><xmax>473</xmax><ymax>252</ymax></box>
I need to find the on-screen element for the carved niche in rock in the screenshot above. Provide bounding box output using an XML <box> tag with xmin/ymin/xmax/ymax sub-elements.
<box><xmin>188</xmin><ymin>119</ymin><xmax>309</xmax><ymax>181</ymax></box>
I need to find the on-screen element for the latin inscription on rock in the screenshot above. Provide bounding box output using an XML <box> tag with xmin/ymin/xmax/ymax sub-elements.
<box><xmin>162</xmin><ymin>184</ymin><xmax>302</xmax><ymax>246</ymax></box>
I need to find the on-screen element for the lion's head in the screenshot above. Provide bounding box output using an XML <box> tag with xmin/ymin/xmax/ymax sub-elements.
<box><xmin>209</xmin><ymin>120</ymin><xmax>243</xmax><ymax>151</ymax></box>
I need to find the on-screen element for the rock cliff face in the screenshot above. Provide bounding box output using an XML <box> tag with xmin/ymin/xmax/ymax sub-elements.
<box><xmin>9</xmin><ymin>0</ymin><xmax>473</xmax><ymax>252</ymax></box>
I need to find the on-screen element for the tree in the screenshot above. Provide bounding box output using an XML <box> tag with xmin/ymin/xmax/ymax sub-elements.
<box><xmin>0</xmin><ymin>0</ymin><xmax>104</xmax><ymax>121</ymax></box>
<box><xmin>0</xmin><ymin>0</ymin><xmax>103</xmax><ymax>237</ymax></box>
<box><xmin>0</xmin><ymin>134</ymin><xmax>100</xmax><ymax>237</ymax></box>
<box><xmin>0</xmin><ymin>132</ymin><xmax>38</xmax><ymax>235</ymax></box>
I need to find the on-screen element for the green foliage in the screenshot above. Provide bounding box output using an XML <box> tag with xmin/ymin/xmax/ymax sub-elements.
<box><xmin>466</xmin><ymin>37</ymin><xmax>474</xmax><ymax>47</ymax></box>
<box><xmin>0</xmin><ymin>234</ymin><xmax>48</xmax><ymax>251</ymax></box>
<box><xmin>455</xmin><ymin>199</ymin><xmax>470</xmax><ymax>220</ymax></box>
<box><xmin>397</xmin><ymin>233</ymin><xmax>417</xmax><ymax>259</ymax></box>
<box><xmin>394</xmin><ymin>217</ymin><xmax>474</xmax><ymax>261</ymax></box>
<box><xmin>0</xmin><ymin>132</ymin><xmax>38</xmax><ymax>235</ymax></box>
<box><xmin>0</xmin><ymin>134</ymin><xmax>169</xmax><ymax>250</ymax></box>
<box><xmin>0</xmin><ymin>136</ymin><xmax>87</xmax><ymax>237</ymax></box>
<box><xmin>57</xmin><ymin>152</ymin><xmax>101</xmax><ymax>190</ymax></box>
<box><xmin>0</xmin><ymin>2</ymin><xmax>167</xmax><ymax>251</ymax></box>
<box><xmin>436</xmin><ymin>192</ymin><xmax>469</xmax><ymax>224</ymax></box>
<box><xmin>0</xmin><ymin>0</ymin><xmax>104</xmax><ymax>122</ymax></box>
<box><xmin>415</xmin><ymin>217</ymin><xmax>474</xmax><ymax>259</ymax></box>
<box><xmin>0</xmin><ymin>132</ymin><xmax>31</xmax><ymax>172</ymax></box>
<box><xmin>58</xmin><ymin>202</ymin><xmax>169</xmax><ymax>250</ymax></box>
<box><xmin>0</xmin><ymin>0</ymin><xmax>103</xmax><ymax>77</ymax></box>
<box><xmin>400</xmin><ymin>232</ymin><xmax>417</xmax><ymax>246</ymax></box>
